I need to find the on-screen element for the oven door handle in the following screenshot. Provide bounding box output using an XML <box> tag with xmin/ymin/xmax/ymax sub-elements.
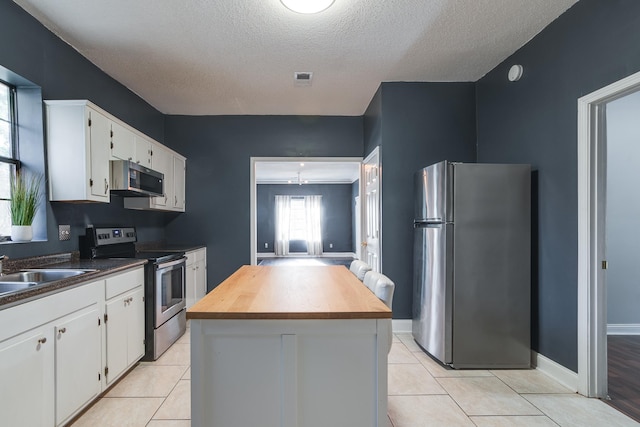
<box><xmin>156</xmin><ymin>256</ymin><xmax>187</xmax><ymax>270</ymax></box>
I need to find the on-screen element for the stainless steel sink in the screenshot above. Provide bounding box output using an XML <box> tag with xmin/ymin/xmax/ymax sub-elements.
<box><xmin>0</xmin><ymin>282</ymin><xmax>40</xmax><ymax>294</ymax></box>
<box><xmin>0</xmin><ymin>269</ymin><xmax>97</xmax><ymax>296</ymax></box>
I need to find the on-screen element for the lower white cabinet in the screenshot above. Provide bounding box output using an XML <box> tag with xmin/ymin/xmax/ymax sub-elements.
<box><xmin>105</xmin><ymin>287</ymin><xmax>145</xmax><ymax>384</ymax></box>
<box><xmin>104</xmin><ymin>267</ymin><xmax>145</xmax><ymax>385</ymax></box>
<box><xmin>0</xmin><ymin>266</ymin><xmax>145</xmax><ymax>427</ymax></box>
<box><xmin>0</xmin><ymin>325</ymin><xmax>55</xmax><ymax>426</ymax></box>
<box><xmin>186</xmin><ymin>248</ymin><xmax>207</xmax><ymax>309</ymax></box>
<box><xmin>55</xmin><ymin>305</ymin><xmax>102</xmax><ymax>425</ymax></box>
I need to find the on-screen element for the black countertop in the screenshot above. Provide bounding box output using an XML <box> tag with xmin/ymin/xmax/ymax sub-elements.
<box><xmin>0</xmin><ymin>254</ymin><xmax>147</xmax><ymax>310</ymax></box>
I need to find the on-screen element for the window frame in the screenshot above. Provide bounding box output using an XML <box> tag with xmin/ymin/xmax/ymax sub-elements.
<box><xmin>0</xmin><ymin>79</ymin><xmax>21</xmax><ymax>237</ymax></box>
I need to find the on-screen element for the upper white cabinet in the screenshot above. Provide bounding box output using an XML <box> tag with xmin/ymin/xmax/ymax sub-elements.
<box><xmin>46</xmin><ymin>100</ymin><xmax>111</xmax><ymax>202</ymax></box>
<box><xmin>135</xmin><ymin>136</ymin><xmax>153</xmax><ymax>166</ymax></box>
<box><xmin>45</xmin><ymin>99</ymin><xmax>187</xmax><ymax>208</ymax></box>
<box><xmin>110</xmin><ymin>121</ymin><xmax>135</xmax><ymax>161</ymax></box>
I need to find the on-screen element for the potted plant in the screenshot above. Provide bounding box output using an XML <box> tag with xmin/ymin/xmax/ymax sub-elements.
<box><xmin>10</xmin><ymin>171</ymin><xmax>43</xmax><ymax>242</ymax></box>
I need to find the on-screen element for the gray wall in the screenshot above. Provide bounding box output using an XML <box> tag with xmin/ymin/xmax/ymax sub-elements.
<box><xmin>364</xmin><ymin>82</ymin><xmax>477</xmax><ymax>319</ymax></box>
<box><xmin>475</xmin><ymin>0</ymin><xmax>640</xmax><ymax>371</ymax></box>
<box><xmin>257</xmin><ymin>184</ymin><xmax>354</xmax><ymax>253</ymax></box>
<box><xmin>163</xmin><ymin>116</ymin><xmax>363</xmax><ymax>291</ymax></box>
<box><xmin>605</xmin><ymin>91</ymin><xmax>640</xmax><ymax>326</ymax></box>
<box><xmin>0</xmin><ymin>1</ymin><xmax>171</xmax><ymax>259</ymax></box>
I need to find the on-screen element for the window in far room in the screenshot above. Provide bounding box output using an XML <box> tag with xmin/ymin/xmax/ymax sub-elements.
<box><xmin>0</xmin><ymin>80</ymin><xmax>18</xmax><ymax>237</ymax></box>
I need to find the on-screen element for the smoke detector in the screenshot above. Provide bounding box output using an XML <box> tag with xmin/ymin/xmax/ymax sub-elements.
<box><xmin>294</xmin><ymin>72</ymin><xmax>313</xmax><ymax>86</ymax></box>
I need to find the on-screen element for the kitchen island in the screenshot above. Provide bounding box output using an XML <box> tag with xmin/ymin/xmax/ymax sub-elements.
<box><xmin>187</xmin><ymin>265</ymin><xmax>392</xmax><ymax>427</ymax></box>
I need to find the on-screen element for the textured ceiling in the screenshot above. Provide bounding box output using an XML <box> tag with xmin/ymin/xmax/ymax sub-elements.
<box><xmin>13</xmin><ymin>0</ymin><xmax>577</xmax><ymax>116</ymax></box>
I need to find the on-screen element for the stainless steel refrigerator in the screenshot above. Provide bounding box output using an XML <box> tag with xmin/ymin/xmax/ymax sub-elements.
<box><xmin>412</xmin><ymin>161</ymin><xmax>531</xmax><ymax>368</ymax></box>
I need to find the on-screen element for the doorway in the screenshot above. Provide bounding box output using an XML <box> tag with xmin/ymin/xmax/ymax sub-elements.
<box><xmin>577</xmin><ymin>70</ymin><xmax>640</xmax><ymax>411</ymax></box>
<box><xmin>250</xmin><ymin>157</ymin><xmax>362</xmax><ymax>266</ymax></box>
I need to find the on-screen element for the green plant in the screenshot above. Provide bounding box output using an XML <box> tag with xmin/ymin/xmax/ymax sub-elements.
<box><xmin>10</xmin><ymin>171</ymin><xmax>43</xmax><ymax>226</ymax></box>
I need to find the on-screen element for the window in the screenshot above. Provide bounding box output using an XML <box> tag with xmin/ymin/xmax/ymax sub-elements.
<box><xmin>289</xmin><ymin>197</ymin><xmax>307</xmax><ymax>240</ymax></box>
<box><xmin>0</xmin><ymin>80</ymin><xmax>18</xmax><ymax>237</ymax></box>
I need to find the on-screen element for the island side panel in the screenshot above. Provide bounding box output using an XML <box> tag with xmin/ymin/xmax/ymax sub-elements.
<box><xmin>190</xmin><ymin>318</ymin><xmax>388</xmax><ymax>427</ymax></box>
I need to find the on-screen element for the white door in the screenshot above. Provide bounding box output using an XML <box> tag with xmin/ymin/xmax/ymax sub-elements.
<box><xmin>55</xmin><ymin>306</ymin><xmax>102</xmax><ymax>425</ymax></box>
<box><xmin>127</xmin><ymin>288</ymin><xmax>145</xmax><ymax>363</ymax></box>
<box><xmin>105</xmin><ymin>295</ymin><xmax>129</xmax><ymax>384</ymax></box>
<box><xmin>362</xmin><ymin>147</ymin><xmax>381</xmax><ymax>272</ymax></box>
<box><xmin>88</xmin><ymin>108</ymin><xmax>111</xmax><ymax>200</ymax></box>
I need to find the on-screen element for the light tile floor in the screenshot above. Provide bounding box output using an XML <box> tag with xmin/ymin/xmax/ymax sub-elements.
<box><xmin>71</xmin><ymin>329</ymin><xmax>639</xmax><ymax>427</ymax></box>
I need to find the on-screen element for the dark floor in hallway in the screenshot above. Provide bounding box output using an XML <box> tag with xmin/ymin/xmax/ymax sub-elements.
<box><xmin>607</xmin><ymin>335</ymin><xmax>640</xmax><ymax>422</ymax></box>
<box><xmin>258</xmin><ymin>257</ymin><xmax>354</xmax><ymax>267</ymax></box>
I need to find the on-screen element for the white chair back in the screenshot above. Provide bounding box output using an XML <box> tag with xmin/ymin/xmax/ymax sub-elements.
<box><xmin>374</xmin><ymin>274</ymin><xmax>395</xmax><ymax>309</ymax></box>
<box><xmin>363</xmin><ymin>270</ymin><xmax>381</xmax><ymax>292</ymax></box>
<box><xmin>349</xmin><ymin>260</ymin><xmax>371</xmax><ymax>281</ymax></box>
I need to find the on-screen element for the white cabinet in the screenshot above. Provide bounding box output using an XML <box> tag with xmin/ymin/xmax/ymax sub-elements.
<box><xmin>0</xmin><ymin>266</ymin><xmax>146</xmax><ymax>426</ymax></box>
<box><xmin>0</xmin><ymin>280</ymin><xmax>103</xmax><ymax>426</ymax></box>
<box><xmin>46</xmin><ymin>99</ymin><xmax>187</xmax><ymax>208</ymax></box>
<box><xmin>55</xmin><ymin>305</ymin><xmax>102</xmax><ymax>426</ymax></box>
<box><xmin>135</xmin><ymin>136</ymin><xmax>153</xmax><ymax>166</ymax></box>
<box><xmin>173</xmin><ymin>155</ymin><xmax>186</xmax><ymax>210</ymax></box>
<box><xmin>110</xmin><ymin>121</ymin><xmax>136</xmax><ymax>161</ymax></box>
<box><xmin>186</xmin><ymin>247</ymin><xmax>207</xmax><ymax>309</ymax></box>
<box><xmin>104</xmin><ymin>268</ymin><xmax>145</xmax><ymax>385</ymax></box>
<box><xmin>152</xmin><ymin>143</ymin><xmax>173</xmax><ymax>207</ymax></box>
<box><xmin>46</xmin><ymin>100</ymin><xmax>112</xmax><ymax>202</ymax></box>
<box><xmin>0</xmin><ymin>326</ymin><xmax>54</xmax><ymax>427</ymax></box>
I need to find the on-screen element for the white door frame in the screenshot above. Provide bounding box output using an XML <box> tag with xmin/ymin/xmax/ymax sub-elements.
<box><xmin>577</xmin><ymin>69</ymin><xmax>640</xmax><ymax>397</ymax></box>
<box><xmin>361</xmin><ymin>147</ymin><xmax>382</xmax><ymax>272</ymax></box>
<box><xmin>250</xmin><ymin>156</ymin><xmax>362</xmax><ymax>266</ymax></box>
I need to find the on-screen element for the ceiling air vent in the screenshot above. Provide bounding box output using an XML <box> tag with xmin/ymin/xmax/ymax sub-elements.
<box><xmin>294</xmin><ymin>71</ymin><xmax>313</xmax><ymax>86</ymax></box>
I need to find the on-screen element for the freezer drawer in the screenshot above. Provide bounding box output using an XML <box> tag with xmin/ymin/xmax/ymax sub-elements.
<box><xmin>414</xmin><ymin>161</ymin><xmax>452</xmax><ymax>222</ymax></box>
<box><xmin>412</xmin><ymin>223</ymin><xmax>453</xmax><ymax>363</ymax></box>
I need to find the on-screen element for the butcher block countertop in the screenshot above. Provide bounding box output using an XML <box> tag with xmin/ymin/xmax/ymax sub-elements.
<box><xmin>187</xmin><ymin>265</ymin><xmax>392</xmax><ymax>320</ymax></box>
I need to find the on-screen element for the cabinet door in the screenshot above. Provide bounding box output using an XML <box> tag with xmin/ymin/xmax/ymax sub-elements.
<box><xmin>185</xmin><ymin>258</ymin><xmax>196</xmax><ymax>309</ymax></box>
<box><xmin>195</xmin><ymin>259</ymin><xmax>207</xmax><ymax>302</ymax></box>
<box><xmin>127</xmin><ymin>287</ymin><xmax>145</xmax><ymax>363</ymax></box>
<box><xmin>111</xmin><ymin>121</ymin><xmax>135</xmax><ymax>161</ymax></box>
<box><xmin>173</xmin><ymin>155</ymin><xmax>186</xmax><ymax>211</ymax></box>
<box><xmin>135</xmin><ymin>136</ymin><xmax>152</xmax><ymax>166</ymax></box>
<box><xmin>152</xmin><ymin>145</ymin><xmax>173</xmax><ymax>207</ymax></box>
<box><xmin>88</xmin><ymin>108</ymin><xmax>111</xmax><ymax>200</ymax></box>
<box><xmin>55</xmin><ymin>306</ymin><xmax>102</xmax><ymax>426</ymax></box>
<box><xmin>105</xmin><ymin>295</ymin><xmax>129</xmax><ymax>385</ymax></box>
<box><xmin>0</xmin><ymin>327</ymin><xmax>55</xmax><ymax>427</ymax></box>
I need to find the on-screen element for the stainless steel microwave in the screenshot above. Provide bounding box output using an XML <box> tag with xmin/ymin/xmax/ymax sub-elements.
<box><xmin>110</xmin><ymin>160</ymin><xmax>164</xmax><ymax>197</ymax></box>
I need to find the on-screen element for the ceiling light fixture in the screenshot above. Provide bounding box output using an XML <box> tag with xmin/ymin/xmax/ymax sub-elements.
<box><xmin>281</xmin><ymin>0</ymin><xmax>335</xmax><ymax>14</ymax></box>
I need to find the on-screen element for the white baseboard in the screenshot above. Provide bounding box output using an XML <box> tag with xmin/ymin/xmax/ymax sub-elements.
<box><xmin>607</xmin><ymin>324</ymin><xmax>640</xmax><ymax>335</ymax></box>
<box><xmin>531</xmin><ymin>351</ymin><xmax>578</xmax><ymax>392</ymax></box>
<box><xmin>392</xmin><ymin>319</ymin><xmax>412</xmax><ymax>334</ymax></box>
<box><xmin>256</xmin><ymin>252</ymin><xmax>356</xmax><ymax>259</ymax></box>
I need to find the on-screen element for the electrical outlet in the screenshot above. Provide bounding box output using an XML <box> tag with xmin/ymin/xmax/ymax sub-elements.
<box><xmin>264</xmin><ymin>242</ymin><xmax>268</xmax><ymax>249</ymax></box>
<box><xmin>58</xmin><ymin>225</ymin><xmax>71</xmax><ymax>241</ymax></box>
<box><xmin>329</xmin><ymin>243</ymin><xmax>333</xmax><ymax>248</ymax></box>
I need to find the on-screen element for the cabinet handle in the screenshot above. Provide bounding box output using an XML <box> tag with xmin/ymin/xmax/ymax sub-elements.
<box><xmin>38</xmin><ymin>337</ymin><xmax>47</xmax><ymax>344</ymax></box>
<box><xmin>174</xmin><ymin>196</ymin><xmax>177</xmax><ymax>206</ymax></box>
<box><xmin>59</xmin><ymin>327</ymin><xmax>67</xmax><ymax>334</ymax></box>
<box><xmin>104</xmin><ymin>178</ymin><xmax>109</xmax><ymax>194</ymax></box>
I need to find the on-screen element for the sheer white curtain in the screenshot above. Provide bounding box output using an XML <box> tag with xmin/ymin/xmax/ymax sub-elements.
<box><xmin>274</xmin><ymin>195</ymin><xmax>291</xmax><ymax>256</ymax></box>
<box><xmin>305</xmin><ymin>195</ymin><xmax>323</xmax><ymax>256</ymax></box>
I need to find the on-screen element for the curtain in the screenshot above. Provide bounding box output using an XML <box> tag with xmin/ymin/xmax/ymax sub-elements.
<box><xmin>305</xmin><ymin>195</ymin><xmax>323</xmax><ymax>256</ymax></box>
<box><xmin>274</xmin><ymin>195</ymin><xmax>291</xmax><ymax>256</ymax></box>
